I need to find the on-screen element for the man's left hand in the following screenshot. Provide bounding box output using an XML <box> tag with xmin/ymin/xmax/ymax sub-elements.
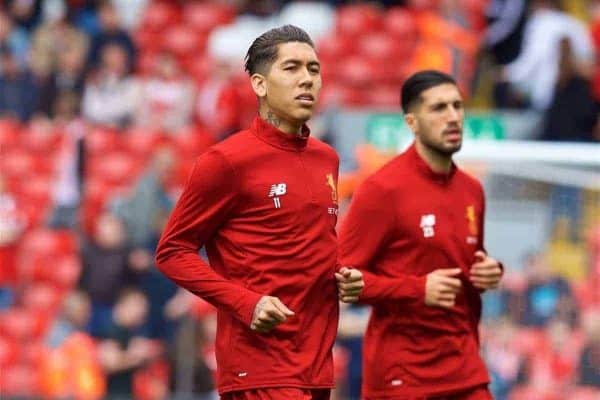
<box><xmin>335</xmin><ymin>267</ymin><xmax>364</xmax><ymax>303</ymax></box>
<box><xmin>469</xmin><ymin>251</ymin><xmax>502</xmax><ymax>290</ymax></box>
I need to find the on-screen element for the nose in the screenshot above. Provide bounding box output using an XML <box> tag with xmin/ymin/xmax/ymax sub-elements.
<box><xmin>299</xmin><ymin>67</ymin><xmax>314</xmax><ymax>88</ymax></box>
<box><xmin>447</xmin><ymin>106</ymin><xmax>460</xmax><ymax>123</ymax></box>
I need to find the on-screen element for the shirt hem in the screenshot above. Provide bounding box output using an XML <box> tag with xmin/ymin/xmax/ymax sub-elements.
<box><xmin>363</xmin><ymin>376</ymin><xmax>489</xmax><ymax>398</ymax></box>
<box><xmin>218</xmin><ymin>381</ymin><xmax>335</xmax><ymax>395</ymax></box>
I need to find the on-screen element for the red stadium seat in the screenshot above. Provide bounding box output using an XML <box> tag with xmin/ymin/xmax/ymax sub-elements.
<box><xmin>317</xmin><ymin>34</ymin><xmax>355</xmax><ymax>62</ymax></box>
<box><xmin>0</xmin><ymin>363</ymin><xmax>41</xmax><ymax>397</ymax></box>
<box><xmin>337</xmin><ymin>56</ymin><xmax>383</xmax><ymax>87</ymax></box>
<box><xmin>140</xmin><ymin>1</ymin><xmax>181</xmax><ymax>33</ymax></box>
<box><xmin>85</xmin><ymin>126</ymin><xmax>120</xmax><ymax>155</ymax></box>
<box><xmin>366</xmin><ymin>85</ymin><xmax>400</xmax><ymax>109</ymax></box>
<box><xmin>172</xmin><ymin>125</ymin><xmax>214</xmax><ymax>158</ymax></box>
<box><xmin>0</xmin><ymin>307</ymin><xmax>43</xmax><ymax>340</ymax></box>
<box><xmin>384</xmin><ymin>7</ymin><xmax>419</xmax><ymax>40</ymax></box>
<box><xmin>124</xmin><ymin>127</ymin><xmax>168</xmax><ymax>156</ymax></box>
<box><xmin>20</xmin><ymin>283</ymin><xmax>62</xmax><ymax>313</ymax></box>
<box><xmin>20</xmin><ymin>229</ymin><xmax>77</xmax><ymax>257</ymax></box>
<box><xmin>0</xmin><ymin>336</ymin><xmax>19</xmax><ymax>367</ymax></box>
<box><xmin>182</xmin><ymin>2</ymin><xmax>235</xmax><ymax>33</ymax></box>
<box><xmin>357</xmin><ymin>32</ymin><xmax>400</xmax><ymax>61</ymax></box>
<box><xmin>0</xmin><ymin>149</ymin><xmax>37</xmax><ymax>179</ymax></box>
<box><xmin>136</xmin><ymin>50</ymin><xmax>159</xmax><ymax>76</ymax></box>
<box><xmin>161</xmin><ymin>25</ymin><xmax>207</xmax><ymax>57</ymax></box>
<box><xmin>20</xmin><ymin>121</ymin><xmax>63</xmax><ymax>154</ymax></box>
<box><xmin>336</xmin><ymin>4</ymin><xmax>383</xmax><ymax>37</ymax></box>
<box><xmin>88</xmin><ymin>152</ymin><xmax>141</xmax><ymax>186</ymax></box>
<box><xmin>134</xmin><ymin>30</ymin><xmax>163</xmax><ymax>54</ymax></box>
<box><xmin>183</xmin><ymin>55</ymin><xmax>213</xmax><ymax>84</ymax></box>
<box><xmin>12</xmin><ymin>174</ymin><xmax>53</xmax><ymax>206</ymax></box>
<box><xmin>0</xmin><ymin>118</ymin><xmax>21</xmax><ymax>149</ymax></box>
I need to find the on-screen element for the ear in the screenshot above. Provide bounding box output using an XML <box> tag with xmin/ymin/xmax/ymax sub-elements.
<box><xmin>250</xmin><ymin>73</ymin><xmax>267</xmax><ymax>98</ymax></box>
<box><xmin>404</xmin><ymin>112</ymin><xmax>418</xmax><ymax>134</ymax></box>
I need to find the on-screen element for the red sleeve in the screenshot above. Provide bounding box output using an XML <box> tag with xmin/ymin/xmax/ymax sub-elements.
<box><xmin>339</xmin><ymin>179</ymin><xmax>425</xmax><ymax>305</ymax></box>
<box><xmin>155</xmin><ymin>149</ymin><xmax>262</xmax><ymax>326</ymax></box>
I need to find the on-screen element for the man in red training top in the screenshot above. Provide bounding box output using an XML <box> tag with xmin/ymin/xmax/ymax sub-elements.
<box><xmin>156</xmin><ymin>25</ymin><xmax>363</xmax><ymax>400</ymax></box>
<box><xmin>338</xmin><ymin>70</ymin><xmax>503</xmax><ymax>400</ymax></box>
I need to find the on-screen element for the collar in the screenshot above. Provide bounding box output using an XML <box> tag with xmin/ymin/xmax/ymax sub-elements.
<box><xmin>406</xmin><ymin>142</ymin><xmax>457</xmax><ymax>184</ymax></box>
<box><xmin>251</xmin><ymin>116</ymin><xmax>310</xmax><ymax>152</ymax></box>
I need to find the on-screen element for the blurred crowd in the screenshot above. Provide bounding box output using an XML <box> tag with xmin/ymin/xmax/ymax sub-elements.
<box><xmin>0</xmin><ymin>0</ymin><xmax>599</xmax><ymax>399</ymax></box>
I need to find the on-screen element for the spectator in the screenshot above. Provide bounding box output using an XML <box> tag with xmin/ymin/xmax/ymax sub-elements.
<box><xmin>522</xmin><ymin>251</ymin><xmax>575</xmax><ymax>327</ymax></box>
<box><xmin>79</xmin><ymin>212</ymin><xmax>137</xmax><ymax>337</ymax></box>
<box><xmin>540</xmin><ymin>37</ymin><xmax>599</xmax><ymax>142</ymax></box>
<box><xmin>48</xmin><ymin>95</ymin><xmax>86</xmax><ymax>229</ymax></box>
<box><xmin>82</xmin><ymin>42</ymin><xmax>139</xmax><ymax>128</ymax></box>
<box><xmin>0</xmin><ymin>174</ymin><xmax>25</xmax><ymax>293</ymax></box>
<box><xmin>135</xmin><ymin>52</ymin><xmax>195</xmax><ymax>132</ymax></box>
<box><xmin>98</xmin><ymin>288</ymin><xmax>162</xmax><ymax>397</ymax></box>
<box><xmin>195</xmin><ymin>59</ymin><xmax>244</xmax><ymax>140</ymax></box>
<box><xmin>500</xmin><ymin>0</ymin><xmax>594</xmax><ymax>110</ymax></box>
<box><xmin>37</xmin><ymin>45</ymin><xmax>86</xmax><ymax>117</ymax></box>
<box><xmin>484</xmin><ymin>318</ymin><xmax>526</xmax><ymax>400</ymax></box>
<box><xmin>579</xmin><ymin>310</ymin><xmax>600</xmax><ymax>387</ymax></box>
<box><xmin>112</xmin><ymin>147</ymin><xmax>174</xmax><ymax>248</ymax></box>
<box><xmin>0</xmin><ymin>46</ymin><xmax>40</xmax><ymax>121</ymax></box>
<box><xmin>29</xmin><ymin>3</ymin><xmax>88</xmax><ymax>79</ymax></box>
<box><xmin>87</xmin><ymin>1</ymin><xmax>136</xmax><ymax>73</ymax></box>
<box><xmin>41</xmin><ymin>290</ymin><xmax>107</xmax><ymax>399</ymax></box>
<box><xmin>0</xmin><ymin>9</ymin><xmax>30</xmax><ymax>72</ymax></box>
<box><xmin>483</xmin><ymin>0</ymin><xmax>530</xmax><ymax>66</ymax></box>
<box><xmin>7</xmin><ymin>0</ymin><xmax>42</xmax><ymax>32</ymax></box>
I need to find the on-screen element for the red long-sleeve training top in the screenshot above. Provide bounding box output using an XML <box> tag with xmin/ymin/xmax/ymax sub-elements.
<box><xmin>156</xmin><ymin>116</ymin><xmax>339</xmax><ymax>394</ymax></box>
<box><xmin>339</xmin><ymin>143</ymin><xmax>490</xmax><ymax>398</ymax></box>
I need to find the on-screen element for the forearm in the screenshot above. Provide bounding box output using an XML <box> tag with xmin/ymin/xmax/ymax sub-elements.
<box><xmin>359</xmin><ymin>269</ymin><xmax>426</xmax><ymax>305</ymax></box>
<box><xmin>155</xmin><ymin>245</ymin><xmax>262</xmax><ymax>326</ymax></box>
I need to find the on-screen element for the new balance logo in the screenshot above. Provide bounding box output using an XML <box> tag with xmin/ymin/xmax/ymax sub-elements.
<box><xmin>268</xmin><ymin>183</ymin><xmax>286</xmax><ymax>208</ymax></box>
<box><xmin>420</xmin><ymin>214</ymin><xmax>436</xmax><ymax>238</ymax></box>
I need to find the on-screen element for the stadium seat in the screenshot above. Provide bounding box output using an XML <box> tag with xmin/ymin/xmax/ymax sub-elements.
<box><xmin>140</xmin><ymin>1</ymin><xmax>181</xmax><ymax>33</ymax></box>
<box><xmin>85</xmin><ymin>127</ymin><xmax>120</xmax><ymax>155</ymax></box>
<box><xmin>0</xmin><ymin>148</ymin><xmax>37</xmax><ymax>179</ymax></box>
<box><xmin>337</xmin><ymin>56</ymin><xmax>383</xmax><ymax>87</ymax></box>
<box><xmin>88</xmin><ymin>152</ymin><xmax>141</xmax><ymax>186</ymax></box>
<box><xmin>12</xmin><ymin>174</ymin><xmax>53</xmax><ymax>206</ymax></box>
<box><xmin>317</xmin><ymin>34</ymin><xmax>355</xmax><ymax>64</ymax></box>
<box><xmin>384</xmin><ymin>7</ymin><xmax>418</xmax><ymax>40</ymax></box>
<box><xmin>0</xmin><ymin>363</ymin><xmax>41</xmax><ymax>397</ymax></box>
<box><xmin>124</xmin><ymin>127</ymin><xmax>168</xmax><ymax>156</ymax></box>
<box><xmin>20</xmin><ymin>283</ymin><xmax>62</xmax><ymax>313</ymax></box>
<box><xmin>336</xmin><ymin>4</ymin><xmax>383</xmax><ymax>37</ymax></box>
<box><xmin>366</xmin><ymin>85</ymin><xmax>401</xmax><ymax>108</ymax></box>
<box><xmin>0</xmin><ymin>335</ymin><xmax>19</xmax><ymax>367</ymax></box>
<box><xmin>0</xmin><ymin>307</ymin><xmax>44</xmax><ymax>340</ymax></box>
<box><xmin>162</xmin><ymin>25</ymin><xmax>207</xmax><ymax>57</ymax></box>
<box><xmin>20</xmin><ymin>229</ymin><xmax>77</xmax><ymax>257</ymax></box>
<box><xmin>20</xmin><ymin>121</ymin><xmax>63</xmax><ymax>154</ymax></box>
<box><xmin>0</xmin><ymin>118</ymin><xmax>21</xmax><ymax>149</ymax></box>
<box><xmin>134</xmin><ymin>30</ymin><xmax>163</xmax><ymax>54</ymax></box>
<box><xmin>171</xmin><ymin>125</ymin><xmax>214</xmax><ymax>157</ymax></box>
<box><xmin>182</xmin><ymin>2</ymin><xmax>235</xmax><ymax>34</ymax></box>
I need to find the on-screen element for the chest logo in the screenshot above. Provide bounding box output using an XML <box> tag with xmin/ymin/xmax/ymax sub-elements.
<box><xmin>268</xmin><ymin>183</ymin><xmax>286</xmax><ymax>209</ymax></box>
<box><xmin>420</xmin><ymin>214</ymin><xmax>436</xmax><ymax>238</ymax></box>
<box><xmin>466</xmin><ymin>205</ymin><xmax>478</xmax><ymax>236</ymax></box>
<box><xmin>325</xmin><ymin>173</ymin><xmax>338</xmax><ymax>203</ymax></box>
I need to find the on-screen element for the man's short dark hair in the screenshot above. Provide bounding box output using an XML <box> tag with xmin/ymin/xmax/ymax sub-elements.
<box><xmin>401</xmin><ymin>70</ymin><xmax>457</xmax><ymax>113</ymax></box>
<box><xmin>244</xmin><ymin>25</ymin><xmax>314</xmax><ymax>76</ymax></box>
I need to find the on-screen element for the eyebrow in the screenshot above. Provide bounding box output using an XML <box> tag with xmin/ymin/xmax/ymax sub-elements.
<box><xmin>280</xmin><ymin>59</ymin><xmax>321</xmax><ymax>68</ymax></box>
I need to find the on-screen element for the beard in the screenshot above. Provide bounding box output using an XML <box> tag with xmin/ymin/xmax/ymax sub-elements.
<box><xmin>420</xmin><ymin>133</ymin><xmax>462</xmax><ymax>157</ymax></box>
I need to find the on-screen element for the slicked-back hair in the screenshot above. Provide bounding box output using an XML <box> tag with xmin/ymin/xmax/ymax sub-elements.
<box><xmin>244</xmin><ymin>25</ymin><xmax>315</xmax><ymax>76</ymax></box>
<box><xmin>401</xmin><ymin>70</ymin><xmax>457</xmax><ymax>113</ymax></box>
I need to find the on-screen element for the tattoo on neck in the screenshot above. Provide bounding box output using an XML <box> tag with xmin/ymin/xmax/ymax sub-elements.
<box><xmin>266</xmin><ymin>111</ymin><xmax>281</xmax><ymax>128</ymax></box>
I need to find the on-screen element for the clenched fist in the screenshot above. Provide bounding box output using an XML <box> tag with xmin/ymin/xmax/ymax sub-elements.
<box><xmin>335</xmin><ymin>267</ymin><xmax>364</xmax><ymax>303</ymax></box>
<box><xmin>250</xmin><ymin>296</ymin><xmax>294</xmax><ymax>333</ymax></box>
<box><xmin>425</xmin><ymin>268</ymin><xmax>463</xmax><ymax>308</ymax></box>
<box><xmin>469</xmin><ymin>251</ymin><xmax>502</xmax><ymax>290</ymax></box>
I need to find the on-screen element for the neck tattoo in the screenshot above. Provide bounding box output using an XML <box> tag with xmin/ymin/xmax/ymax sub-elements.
<box><xmin>266</xmin><ymin>111</ymin><xmax>281</xmax><ymax>128</ymax></box>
